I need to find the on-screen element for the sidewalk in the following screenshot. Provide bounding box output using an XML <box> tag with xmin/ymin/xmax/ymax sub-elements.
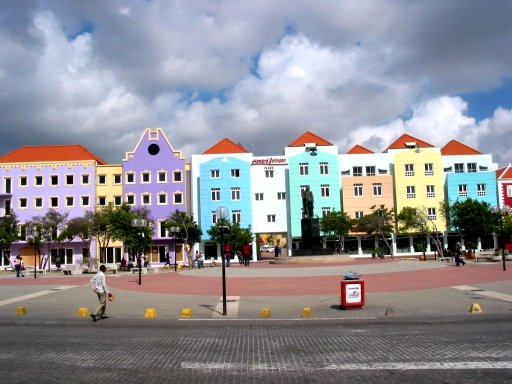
<box><xmin>0</xmin><ymin>258</ymin><xmax>511</xmax><ymax>320</ymax></box>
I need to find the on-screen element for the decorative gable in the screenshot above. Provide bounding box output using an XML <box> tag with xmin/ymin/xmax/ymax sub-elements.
<box><xmin>203</xmin><ymin>138</ymin><xmax>248</xmax><ymax>154</ymax></box>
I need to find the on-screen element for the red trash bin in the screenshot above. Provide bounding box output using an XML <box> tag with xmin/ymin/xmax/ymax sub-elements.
<box><xmin>340</xmin><ymin>278</ymin><xmax>365</xmax><ymax>309</ymax></box>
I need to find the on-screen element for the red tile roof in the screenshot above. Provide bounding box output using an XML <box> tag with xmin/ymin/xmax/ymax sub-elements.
<box><xmin>203</xmin><ymin>138</ymin><xmax>249</xmax><ymax>154</ymax></box>
<box><xmin>346</xmin><ymin>144</ymin><xmax>375</xmax><ymax>154</ymax></box>
<box><xmin>497</xmin><ymin>164</ymin><xmax>512</xmax><ymax>179</ymax></box>
<box><xmin>386</xmin><ymin>134</ymin><xmax>434</xmax><ymax>150</ymax></box>
<box><xmin>441</xmin><ymin>140</ymin><xmax>481</xmax><ymax>155</ymax></box>
<box><xmin>288</xmin><ymin>131</ymin><xmax>333</xmax><ymax>147</ymax></box>
<box><xmin>0</xmin><ymin>145</ymin><xmax>107</xmax><ymax>164</ymax></box>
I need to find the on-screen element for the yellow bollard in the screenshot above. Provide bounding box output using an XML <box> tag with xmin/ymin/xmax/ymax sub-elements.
<box><xmin>76</xmin><ymin>308</ymin><xmax>90</xmax><ymax>317</ymax></box>
<box><xmin>469</xmin><ymin>303</ymin><xmax>482</xmax><ymax>313</ymax></box>
<box><xmin>144</xmin><ymin>308</ymin><xmax>157</xmax><ymax>318</ymax></box>
<box><xmin>260</xmin><ymin>308</ymin><xmax>271</xmax><ymax>318</ymax></box>
<box><xmin>16</xmin><ymin>306</ymin><xmax>27</xmax><ymax>315</ymax></box>
<box><xmin>301</xmin><ymin>307</ymin><xmax>313</xmax><ymax>318</ymax></box>
<box><xmin>181</xmin><ymin>308</ymin><xmax>193</xmax><ymax>318</ymax></box>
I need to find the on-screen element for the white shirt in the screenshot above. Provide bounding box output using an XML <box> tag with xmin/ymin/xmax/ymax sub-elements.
<box><xmin>90</xmin><ymin>271</ymin><xmax>109</xmax><ymax>294</ymax></box>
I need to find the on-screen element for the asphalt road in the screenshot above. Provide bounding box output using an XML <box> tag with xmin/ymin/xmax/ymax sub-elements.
<box><xmin>1</xmin><ymin>315</ymin><xmax>511</xmax><ymax>383</ymax></box>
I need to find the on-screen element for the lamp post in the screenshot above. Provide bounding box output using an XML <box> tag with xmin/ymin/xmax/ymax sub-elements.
<box><xmin>131</xmin><ymin>218</ymin><xmax>148</xmax><ymax>285</ymax></box>
<box><xmin>168</xmin><ymin>226</ymin><xmax>180</xmax><ymax>272</ymax></box>
<box><xmin>491</xmin><ymin>205</ymin><xmax>511</xmax><ymax>272</ymax></box>
<box><xmin>416</xmin><ymin>217</ymin><xmax>426</xmax><ymax>261</ymax></box>
<box><xmin>28</xmin><ymin>229</ymin><xmax>39</xmax><ymax>279</ymax></box>
<box><xmin>216</xmin><ymin>206</ymin><xmax>230</xmax><ymax>316</ymax></box>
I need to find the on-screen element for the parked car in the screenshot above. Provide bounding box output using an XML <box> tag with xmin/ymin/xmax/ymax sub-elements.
<box><xmin>260</xmin><ymin>245</ymin><xmax>275</xmax><ymax>253</ymax></box>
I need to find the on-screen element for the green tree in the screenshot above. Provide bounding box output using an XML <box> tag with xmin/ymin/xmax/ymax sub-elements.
<box><xmin>0</xmin><ymin>212</ymin><xmax>19</xmax><ymax>264</ymax></box>
<box><xmin>207</xmin><ymin>220</ymin><xmax>254</xmax><ymax>257</ymax></box>
<box><xmin>397</xmin><ymin>206</ymin><xmax>443</xmax><ymax>258</ymax></box>
<box><xmin>165</xmin><ymin>209</ymin><xmax>202</xmax><ymax>265</ymax></box>
<box><xmin>319</xmin><ymin>210</ymin><xmax>353</xmax><ymax>253</ymax></box>
<box><xmin>63</xmin><ymin>215</ymin><xmax>93</xmax><ymax>268</ymax></box>
<box><xmin>450</xmin><ymin>198</ymin><xmax>498</xmax><ymax>251</ymax></box>
<box><xmin>88</xmin><ymin>204</ymin><xmax>119</xmax><ymax>265</ymax></box>
<box><xmin>355</xmin><ymin>204</ymin><xmax>395</xmax><ymax>258</ymax></box>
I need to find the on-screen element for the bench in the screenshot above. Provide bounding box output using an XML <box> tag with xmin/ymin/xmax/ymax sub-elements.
<box><xmin>475</xmin><ymin>252</ymin><xmax>493</xmax><ymax>262</ymax></box>
<box><xmin>131</xmin><ymin>267</ymin><xmax>147</xmax><ymax>274</ymax></box>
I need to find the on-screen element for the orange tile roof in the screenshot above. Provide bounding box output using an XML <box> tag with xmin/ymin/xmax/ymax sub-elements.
<box><xmin>288</xmin><ymin>131</ymin><xmax>333</xmax><ymax>147</ymax></box>
<box><xmin>497</xmin><ymin>164</ymin><xmax>512</xmax><ymax>179</ymax></box>
<box><xmin>386</xmin><ymin>134</ymin><xmax>434</xmax><ymax>150</ymax></box>
<box><xmin>0</xmin><ymin>145</ymin><xmax>107</xmax><ymax>164</ymax></box>
<box><xmin>203</xmin><ymin>138</ymin><xmax>249</xmax><ymax>154</ymax></box>
<box><xmin>441</xmin><ymin>140</ymin><xmax>481</xmax><ymax>155</ymax></box>
<box><xmin>346</xmin><ymin>144</ymin><xmax>375</xmax><ymax>154</ymax></box>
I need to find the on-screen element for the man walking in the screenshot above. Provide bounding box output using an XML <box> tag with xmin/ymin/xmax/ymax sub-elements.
<box><xmin>89</xmin><ymin>265</ymin><xmax>110</xmax><ymax>322</ymax></box>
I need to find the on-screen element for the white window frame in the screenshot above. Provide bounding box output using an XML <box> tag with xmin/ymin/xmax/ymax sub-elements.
<box><xmin>18</xmin><ymin>197</ymin><xmax>28</xmax><ymax>209</ymax></box>
<box><xmin>267</xmin><ymin>215</ymin><xmax>276</xmax><ymax>223</ymax></box>
<box><xmin>65</xmin><ymin>174</ymin><xmax>74</xmax><ymax>186</ymax></box>
<box><xmin>277</xmin><ymin>192</ymin><xmax>286</xmax><ymax>200</ymax></box>
<box><xmin>320</xmin><ymin>162</ymin><xmax>329</xmax><ymax>175</ymax></box>
<box><xmin>81</xmin><ymin>174</ymin><xmax>90</xmax><ymax>185</ymax></box>
<box><xmin>173</xmin><ymin>170</ymin><xmax>182</xmax><ymax>183</ymax></box>
<box><xmin>467</xmin><ymin>163</ymin><xmax>477</xmax><ymax>173</ymax></box>
<box><xmin>366</xmin><ymin>166</ymin><xmax>376</xmax><ymax>176</ymax></box>
<box><xmin>406</xmin><ymin>186</ymin><xmax>416</xmax><ymax>199</ymax></box>
<box><xmin>35</xmin><ymin>175</ymin><xmax>43</xmax><ymax>187</ymax></box>
<box><xmin>353</xmin><ymin>166</ymin><xmax>362</xmax><ymax>176</ymax></box>
<box><xmin>322</xmin><ymin>207</ymin><xmax>331</xmax><ymax>217</ymax></box>
<box><xmin>211</xmin><ymin>188</ymin><xmax>220</xmax><ymax>201</ymax></box>
<box><xmin>355</xmin><ymin>211</ymin><xmax>364</xmax><ymax>219</ymax></box>
<box><xmin>255</xmin><ymin>193</ymin><xmax>263</xmax><ymax>201</ymax></box>
<box><xmin>405</xmin><ymin>164</ymin><xmax>414</xmax><ymax>176</ymax></box>
<box><xmin>50</xmin><ymin>175</ymin><xmax>59</xmax><ymax>186</ymax></box>
<box><xmin>141</xmin><ymin>171</ymin><xmax>151</xmax><ymax>184</ymax></box>
<box><xmin>477</xmin><ymin>184</ymin><xmax>486</xmax><ymax>196</ymax></box>
<box><xmin>50</xmin><ymin>196</ymin><xmax>59</xmax><ymax>208</ymax></box>
<box><xmin>158</xmin><ymin>193</ymin><xmax>168</xmax><ymax>205</ymax></box>
<box><xmin>66</xmin><ymin>196</ymin><xmax>74</xmax><ymax>208</ymax></box>
<box><xmin>321</xmin><ymin>184</ymin><xmax>330</xmax><ymax>197</ymax></box>
<box><xmin>231</xmin><ymin>169</ymin><xmax>240</xmax><ymax>178</ymax></box>
<box><xmin>454</xmin><ymin>163</ymin><xmax>464</xmax><ymax>173</ymax></box>
<box><xmin>19</xmin><ymin>176</ymin><xmax>28</xmax><ymax>187</ymax></box>
<box><xmin>373</xmin><ymin>183</ymin><xmax>382</xmax><ymax>196</ymax></box>
<box><xmin>81</xmin><ymin>195</ymin><xmax>90</xmax><ymax>207</ymax></box>
<box><xmin>34</xmin><ymin>197</ymin><xmax>43</xmax><ymax>209</ymax></box>
<box><xmin>98</xmin><ymin>174</ymin><xmax>107</xmax><ymax>185</ymax></box>
<box><xmin>231</xmin><ymin>187</ymin><xmax>241</xmax><ymax>200</ymax></box>
<box><xmin>125</xmin><ymin>172</ymin><xmax>135</xmax><ymax>184</ymax></box>
<box><xmin>232</xmin><ymin>210</ymin><xmax>241</xmax><ymax>223</ymax></box>
<box><xmin>126</xmin><ymin>194</ymin><xmax>135</xmax><ymax>205</ymax></box>
<box><xmin>424</xmin><ymin>163</ymin><xmax>434</xmax><ymax>176</ymax></box>
<box><xmin>98</xmin><ymin>196</ymin><xmax>107</xmax><ymax>206</ymax></box>
<box><xmin>211</xmin><ymin>169</ymin><xmax>220</xmax><ymax>178</ymax></box>
<box><xmin>173</xmin><ymin>192</ymin><xmax>183</xmax><ymax>204</ymax></box>
<box><xmin>265</xmin><ymin>169</ymin><xmax>274</xmax><ymax>178</ymax></box>
<box><xmin>113</xmin><ymin>174</ymin><xmax>122</xmax><ymax>185</ymax></box>
<box><xmin>299</xmin><ymin>163</ymin><xmax>309</xmax><ymax>176</ymax></box>
<box><xmin>426</xmin><ymin>185</ymin><xmax>435</xmax><ymax>198</ymax></box>
<box><xmin>427</xmin><ymin>208</ymin><xmax>437</xmax><ymax>221</ymax></box>
<box><xmin>141</xmin><ymin>193</ymin><xmax>151</xmax><ymax>205</ymax></box>
<box><xmin>157</xmin><ymin>171</ymin><xmax>167</xmax><ymax>183</ymax></box>
<box><xmin>354</xmin><ymin>184</ymin><xmax>363</xmax><ymax>197</ymax></box>
<box><xmin>458</xmin><ymin>184</ymin><xmax>468</xmax><ymax>197</ymax></box>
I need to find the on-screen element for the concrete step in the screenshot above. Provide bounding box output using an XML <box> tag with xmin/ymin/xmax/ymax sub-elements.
<box><xmin>268</xmin><ymin>255</ymin><xmax>354</xmax><ymax>264</ymax></box>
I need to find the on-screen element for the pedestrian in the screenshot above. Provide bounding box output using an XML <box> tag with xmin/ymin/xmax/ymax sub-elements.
<box><xmin>242</xmin><ymin>244</ymin><xmax>251</xmax><ymax>266</ymax></box>
<box><xmin>163</xmin><ymin>252</ymin><xmax>171</xmax><ymax>268</ymax></box>
<box><xmin>274</xmin><ymin>245</ymin><xmax>280</xmax><ymax>258</ymax></box>
<box><xmin>14</xmin><ymin>255</ymin><xmax>25</xmax><ymax>277</ymax></box>
<box><xmin>454</xmin><ymin>242</ymin><xmax>466</xmax><ymax>266</ymax></box>
<box><xmin>224</xmin><ymin>243</ymin><xmax>232</xmax><ymax>267</ymax></box>
<box><xmin>55</xmin><ymin>256</ymin><xmax>61</xmax><ymax>271</ymax></box>
<box><xmin>197</xmin><ymin>251</ymin><xmax>204</xmax><ymax>269</ymax></box>
<box><xmin>89</xmin><ymin>264</ymin><xmax>112</xmax><ymax>322</ymax></box>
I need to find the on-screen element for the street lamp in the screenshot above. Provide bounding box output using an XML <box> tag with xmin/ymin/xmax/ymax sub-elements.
<box><xmin>131</xmin><ymin>218</ymin><xmax>148</xmax><ymax>285</ymax></box>
<box><xmin>28</xmin><ymin>228</ymin><xmax>39</xmax><ymax>279</ymax></box>
<box><xmin>416</xmin><ymin>216</ymin><xmax>426</xmax><ymax>261</ymax></box>
<box><xmin>168</xmin><ymin>226</ymin><xmax>180</xmax><ymax>272</ymax></box>
<box><xmin>216</xmin><ymin>206</ymin><xmax>230</xmax><ymax>316</ymax></box>
<box><xmin>491</xmin><ymin>205</ymin><xmax>511</xmax><ymax>272</ymax></box>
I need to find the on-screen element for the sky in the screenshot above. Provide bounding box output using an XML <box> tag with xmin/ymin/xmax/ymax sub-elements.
<box><xmin>0</xmin><ymin>0</ymin><xmax>511</xmax><ymax>166</ymax></box>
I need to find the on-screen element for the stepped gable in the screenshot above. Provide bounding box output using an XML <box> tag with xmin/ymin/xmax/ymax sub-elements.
<box><xmin>346</xmin><ymin>144</ymin><xmax>374</xmax><ymax>154</ymax></box>
<box><xmin>288</xmin><ymin>131</ymin><xmax>333</xmax><ymax>147</ymax></box>
<box><xmin>0</xmin><ymin>144</ymin><xmax>107</xmax><ymax>164</ymax></box>
<box><xmin>202</xmin><ymin>138</ymin><xmax>249</xmax><ymax>154</ymax></box>
<box><xmin>497</xmin><ymin>164</ymin><xmax>512</xmax><ymax>179</ymax></box>
<box><xmin>441</xmin><ymin>140</ymin><xmax>482</xmax><ymax>155</ymax></box>
<box><xmin>385</xmin><ymin>134</ymin><xmax>435</xmax><ymax>150</ymax></box>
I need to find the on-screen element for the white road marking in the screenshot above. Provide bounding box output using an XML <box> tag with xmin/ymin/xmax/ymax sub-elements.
<box><xmin>212</xmin><ymin>296</ymin><xmax>240</xmax><ymax>319</ymax></box>
<box><xmin>181</xmin><ymin>361</ymin><xmax>512</xmax><ymax>371</ymax></box>
<box><xmin>0</xmin><ymin>285</ymin><xmax>76</xmax><ymax>306</ymax></box>
<box><xmin>453</xmin><ymin>285</ymin><xmax>512</xmax><ymax>303</ymax></box>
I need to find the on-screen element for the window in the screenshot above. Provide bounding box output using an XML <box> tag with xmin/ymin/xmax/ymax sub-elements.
<box><xmin>406</xmin><ymin>186</ymin><xmax>416</xmax><ymax>199</ymax></box>
<box><xmin>467</xmin><ymin>163</ymin><xmax>477</xmax><ymax>173</ymax></box>
<box><xmin>18</xmin><ymin>198</ymin><xmax>27</xmax><ymax>209</ymax></box>
<box><xmin>265</xmin><ymin>169</ymin><xmax>274</xmax><ymax>178</ymax></box>
<box><xmin>366</xmin><ymin>166</ymin><xmax>376</xmax><ymax>176</ymax></box>
<box><xmin>255</xmin><ymin>193</ymin><xmax>264</xmax><ymax>201</ymax></box>
<box><xmin>322</xmin><ymin>207</ymin><xmax>331</xmax><ymax>217</ymax></box>
<box><xmin>50</xmin><ymin>175</ymin><xmax>59</xmax><ymax>186</ymax></box>
<box><xmin>126</xmin><ymin>173</ymin><xmax>135</xmax><ymax>183</ymax></box>
<box><xmin>458</xmin><ymin>184</ymin><xmax>467</xmax><ymax>197</ymax></box>
<box><xmin>141</xmin><ymin>194</ymin><xmax>151</xmax><ymax>205</ymax></box>
<box><xmin>35</xmin><ymin>175</ymin><xmax>43</xmax><ymax>186</ymax></box>
<box><xmin>173</xmin><ymin>192</ymin><xmax>183</xmax><ymax>204</ymax></box>
<box><xmin>427</xmin><ymin>208</ymin><xmax>437</xmax><ymax>221</ymax></box>
<box><xmin>477</xmin><ymin>184</ymin><xmax>486</xmax><ymax>196</ymax></box>
<box><xmin>34</xmin><ymin>197</ymin><xmax>43</xmax><ymax>208</ymax></box>
<box><xmin>231</xmin><ymin>187</ymin><xmax>241</xmax><ymax>200</ymax></box>
<box><xmin>98</xmin><ymin>196</ymin><xmax>106</xmax><ymax>206</ymax></box>
<box><xmin>4</xmin><ymin>199</ymin><xmax>11</xmax><ymax>215</ymax></box>
<box><xmin>354</xmin><ymin>184</ymin><xmax>363</xmax><ymax>197</ymax></box>
<box><xmin>232</xmin><ymin>210</ymin><xmax>241</xmax><ymax>223</ymax></box>
<box><xmin>66</xmin><ymin>196</ymin><xmax>74</xmax><ymax>207</ymax></box>
<box><xmin>173</xmin><ymin>170</ymin><xmax>182</xmax><ymax>182</ymax></box>
<box><xmin>212</xmin><ymin>211</ymin><xmax>217</xmax><ymax>224</ymax></box>
<box><xmin>405</xmin><ymin>164</ymin><xmax>414</xmax><ymax>176</ymax></box>
<box><xmin>267</xmin><ymin>215</ymin><xmax>276</xmax><ymax>223</ymax></box>
<box><xmin>277</xmin><ymin>192</ymin><xmax>286</xmax><ymax>200</ymax></box>
<box><xmin>454</xmin><ymin>163</ymin><xmax>464</xmax><ymax>173</ymax></box>
<box><xmin>158</xmin><ymin>171</ymin><xmax>167</xmax><ymax>183</ymax></box>
<box><xmin>424</xmin><ymin>163</ymin><xmax>434</xmax><ymax>176</ymax></box>
<box><xmin>355</xmin><ymin>211</ymin><xmax>364</xmax><ymax>219</ymax></box>
<box><xmin>66</xmin><ymin>175</ymin><xmax>74</xmax><ymax>186</ymax></box>
<box><xmin>81</xmin><ymin>196</ymin><xmax>90</xmax><ymax>207</ymax></box>
<box><xmin>113</xmin><ymin>174</ymin><xmax>122</xmax><ymax>184</ymax></box>
<box><xmin>81</xmin><ymin>174</ymin><xmax>90</xmax><ymax>185</ymax></box>
<box><xmin>321</xmin><ymin>184</ymin><xmax>330</xmax><ymax>197</ymax></box>
<box><xmin>299</xmin><ymin>163</ymin><xmax>309</xmax><ymax>176</ymax></box>
<box><xmin>353</xmin><ymin>166</ymin><xmax>362</xmax><ymax>176</ymax></box>
<box><xmin>114</xmin><ymin>196</ymin><xmax>122</xmax><ymax>206</ymax></box>
<box><xmin>211</xmin><ymin>170</ymin><xmax>220</xmax><ymax>178</ymax></box>
<box><xmin>426</xmin><ymin>185</ymin><xmax>435</xmax><ymax>198</ymax></box>
<box><xmin>158</xmin><ymin>193</ymin><xmax>167</xmax><ymax>205</ymax></box>
<box><xmin>211</xmin><ymin>188</ymin><xmax>220</xmax><ymax>201</ymax></box>
<box><xmin>507</xmin><ymin>186</ymin><xmax>512</xmax><ymax>197</ymax></box>
<box><xmin>50</xmin><ymin>197</ymin><xmax>59</xmax><ymax>208</ymax></box>
<box><xmin>141</xmin><ymin>172</ymin><xmax>150</xmax><ymax>183</ymax></box>
<box><xmin>373</xmin><ymin>183</ymin><xmax>382</xmax><ymax>196</ymax></box>
<box><xmin>159</xmin><ymin>222</ymin><xmax>167</xmax><ymax>238</ymax></box>
<box><xmin>98</xmin><ymin>174</ymin><xmax>106</xmax><ymax>185</ymax></box>
<box><xmin>231</xmin><ymin>169</ymin><xmax>240</xmax><ymax>178</ymax></box>
<box><xmin>126</xmin><ymin>194</ymin><xmax>135</xmax><ymax>205</ymax></box>
<box><xmin>19</xmin><ymin>176</ymin><xmax>27</xmax><ymax>187</ymax></box>
<box><xmin>320</xmin><ymin>162</ymin><xmax>329</xmax><ymax>175</ymax></box>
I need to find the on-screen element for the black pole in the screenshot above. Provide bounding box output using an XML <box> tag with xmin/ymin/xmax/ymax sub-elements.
<box><xmin>501</xmin><ymin>218</ymin><xmax>506</xmax><ymax>272</ymax></box>
<box><xmin>221</xmin><ymin>228</ymin><xmax>227</xmax><ymax>316</ymax></box>
<box><xmin>33</xmin><ymin>241</ymin><xmax>37</xmax><ymax>279</ymax></box>
<box><xmin>138</xmin><ymin>252</ymin><xmax>142</xmax><ymax>285</ymax></box>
